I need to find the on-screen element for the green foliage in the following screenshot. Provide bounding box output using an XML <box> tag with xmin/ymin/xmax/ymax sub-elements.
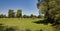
<box><xmin>8</xmin><ymin>9</ymin><xmax>15</xmax><ymax>18</ymax></box>
<box><xmin>30</xmin><ymin>14</ymin><xmax>37</xmax><ymax>18</ymax></box>
<box><xmin>37</xmin><ymin>0</ymin><xmax>60</xmax><ymax>31</ymax></box>
<box><xmin>23</xmin><ymin>14</ymin><xmax>37</xmax><ymax>18</ymax></box>
<box><xmin>37</xmin><ymin>0</ymin><xmax>60</xmax><ymax>24</ymax></box>
<box><xmin>30</xmin><ymin>14</ymin><xmax>34</xmax><ymax>18</ymax></box>
<box><xmin>23</xmin><ymin>15</ymin><xmax>30</xmax><ymax>18</ymax></box>
<box><xmin>16</xmin><ymin>9</ymin><xmax>22</xmax><ymax>18</ymax></box>
<box><xmin>37</xmin><ymin>15</ymin><xmax>41</xmax><ymax>18</ymax></box>
<box><xmin>0</xmin><ymin>14</ymin><xmax>6</xmax><ymax>18</ymax></box>
<box><xmin>23</xmin><ymin>15</ymin><xmax>27</xmax><ymax>18</ymax></box>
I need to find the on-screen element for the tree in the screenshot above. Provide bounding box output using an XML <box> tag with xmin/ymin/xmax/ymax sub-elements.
<box><xmin>37</xmin><ymin>0</ymin><xmax>60</xmax><ymax>24</ymax></box>
<box><xmin>8</xmin><ymin>9</ymin><xmax>15</xmax><ymax>18</ymax></box>
<box><xmin>3</xmin><ymin>14</ymin><xmax>6</xmax><ymax>18</ymax></box>
<box><xmin>37</xmin><ymin>15</ymin><xmax>41</xmax><ymax>18</ymax></box>
<box><xmin>23</xmin><ymin>15</ymin><xmax>27</xmax><ymax>18</ymax></box>
<box><xmin>30</xmin><ymin>14</ymin><xmax>34</xmax><ymax>18</ymax></box>
<box><xmin>16</xmin><ymin>9</ymin><xmax>22</xmax><ymax>18</ymax></box>
<box><xmin>0</xmin><ymin>14</ymin><xmax>6</xmax><ymax>18</ymax></box>
<box><xmin>37</xmin><ymin>0</ymin><xmax>60</xmax><ymax>31</ymax></box>
<box><xmin>23</xmin><ymin>15</ymin><xmax>30</xmax><ymax>18</ymax></box>
<box><xmin>0</xmin><ymin>14</ymin><xmax>4</xmax><ymax>18</ymax></box>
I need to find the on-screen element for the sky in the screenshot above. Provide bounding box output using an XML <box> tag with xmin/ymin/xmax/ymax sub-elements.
<box><xmin>0</xmin><ymin>0</ymin><xmax>39</xmax><ymax>16</ymax></box>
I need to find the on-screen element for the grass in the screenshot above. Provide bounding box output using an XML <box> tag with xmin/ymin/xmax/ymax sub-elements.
<box><xmin>0</xmin><ymin>18</ymin><xmax>54</xmax><ymax>31</ymax></box>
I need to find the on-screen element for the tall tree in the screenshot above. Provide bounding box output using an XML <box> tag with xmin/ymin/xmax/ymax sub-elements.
<box><xmin>37</xmin><ymin>0</ymin><xmax>60</xmax><ymax>31</ymax></box>
<box><xmin>8</xmin><ymin>9</ymin><xmax>15</xmax><ymax>18</ymax></box>
<box><xmin>16</xmin><ymin>9</ymin><xmax>22</xmax><ymax>18</ymax></box>
<box><xmin>37</xmin><ymin>0</ymin><xmax>60</xmax><ymax>24</ymax></box>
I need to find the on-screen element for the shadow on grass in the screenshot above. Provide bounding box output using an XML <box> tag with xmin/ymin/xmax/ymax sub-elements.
<box><xmin>34</xmin><ymin>19</ymin><xmax>60</xmax><ymax>26</ymax></box>
<box><xmin>5</xmin><ymin>27</ymin><xmax>16</xmax><ymax>31</ymax></box>
<box><xmin>0</xmin><ymin>23</ymin><xmax>19</xmax><ymax>31</ymax></box>
<box><xmin>25</xmin><ymin>29</ymin><xmax>31</xmax><ymax>31</ymax></box>
<box><xmin>34</xmin><ymin>20</ymin><xmax>49</xmax><ymax>25</ymax></box>
<box><xmin>0</xmin><ymin>23</ymin><xmax>5</xmax><ymax>31</ymax></box>
<box><xmin>4</xmin><ymin>26</ymin><xmax>20</xmax><ymax>31</ymax></box>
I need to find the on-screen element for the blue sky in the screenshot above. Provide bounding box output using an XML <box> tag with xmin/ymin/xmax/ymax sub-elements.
<box><xmin>0</xmin><ymin>0</ymin><xmax>39</xmax><ymax>16</ymax></box>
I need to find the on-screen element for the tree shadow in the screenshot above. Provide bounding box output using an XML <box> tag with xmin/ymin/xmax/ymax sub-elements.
<box><xmin>4</xmin><ymin>26</ymin><xmax>19</xmax><ymax>31</ymax></box>
<box><xmin>0</xmin><ymin>23</ymin><xmax>5</xmax><ymax>31</ymax></box>
<box><xmin>34</xmin><ymin>19</ymin><xmax>49</xmax><ymax>25</ymax></box>
<box><xmin>34</xmin><ymin>19</ymin><xmax>60</xmax><ymax>26</ymax></box>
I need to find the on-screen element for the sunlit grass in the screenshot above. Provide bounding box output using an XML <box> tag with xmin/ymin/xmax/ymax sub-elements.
<box><xmin>0</xmin><ymin>18</ymin><xmax>54</xmax><ymax>31</ymax></box>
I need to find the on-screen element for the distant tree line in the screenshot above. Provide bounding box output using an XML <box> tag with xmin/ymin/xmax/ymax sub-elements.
<box><xmin>0</xmin><ymin>9</ymin><xmax>42</xmax><ymax>18</ymax></box>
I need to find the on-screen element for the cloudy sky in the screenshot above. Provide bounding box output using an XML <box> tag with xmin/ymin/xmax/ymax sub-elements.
<box><xmin>0</xmin><ymin>0</ymin><xmax>39</xmax><ymax>16</ymax></box>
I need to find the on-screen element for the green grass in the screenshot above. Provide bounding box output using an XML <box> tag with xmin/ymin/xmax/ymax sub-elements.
<box><xmin>0</xmin><ymin>18</ymin><xmax>54</xmax><ymax>31</ymax></box>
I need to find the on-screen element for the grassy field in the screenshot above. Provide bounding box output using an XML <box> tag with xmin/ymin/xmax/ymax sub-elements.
<box><xmin>0</xmin><ymin>18</ymin><xmax>54</xmax><ymax>31</ymax></box>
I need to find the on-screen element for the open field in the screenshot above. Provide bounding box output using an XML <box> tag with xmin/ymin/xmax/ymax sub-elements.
<box><xmin>0</xmin><ymin>18</ymin><xmax>54</xmax><ymax>31</ymax></box>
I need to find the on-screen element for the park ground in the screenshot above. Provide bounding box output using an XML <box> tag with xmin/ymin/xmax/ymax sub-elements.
<box><xmin>0</xmin><ymin>18</ymin><xmax>54</xmax><ymax>31</ymax></box>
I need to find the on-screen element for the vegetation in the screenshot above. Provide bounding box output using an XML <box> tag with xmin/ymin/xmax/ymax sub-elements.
<box><xmin>8</xmin><ymin>9</ymin><xmax>15</xmax><ymax>18</ymax></box>
<box><xmin>16</xmin><ymin>9</ymin><xmax>22</xmax><ymax>18</ymax></box>
<box><xmin>36</xmin><ymin>0</ymin><xmax>60</xmax><ymax>31</ymax></box>
<box><xmin>37</xmin><ymin>0</ymin><xmax>60</xmax><ymax>24</ymax></box>
<box><xmin>0</xmin><ymin>18</ymin><xmax>54</xmax><ymax>31</ymax></box>
<box><xmin>0</xmin><ymin>0</ymin><xmax>60</xmax><ymax>31</ymax></box>
<box><xmin>0</xmin><ymin>9</ymin><xmax>41</xmax><ymax>18</ymax></box>
<box><xmin>0</xmin><ymin>14</ymin><xmax>6</xmax><ymax>18</ymax></box>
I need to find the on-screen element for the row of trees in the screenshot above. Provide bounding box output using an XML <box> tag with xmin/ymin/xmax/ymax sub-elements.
<box><xmin>8</xmin><ymin>9</ymin><xmax>22</xmax><ymax>18</ymax></box>
<box><xmin>22</xmin><ymin>14</ymin><xmax>41</xmax><ymax>18</ymax></box>
<box><xmin>0</xmin><ymin>9</ymin><xmax>22</xmax><ymax>18</ymax></box>
<box><xmin>0</xmin><ymin>9</ymin><xmax>41</xmax><ymax>18</ymax></box>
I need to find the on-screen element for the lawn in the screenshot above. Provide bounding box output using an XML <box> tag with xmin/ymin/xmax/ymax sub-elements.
<box><xmin>0</xmin><ymin>18</ymin><xmax>54</xmax><ymax>31</ymax></box>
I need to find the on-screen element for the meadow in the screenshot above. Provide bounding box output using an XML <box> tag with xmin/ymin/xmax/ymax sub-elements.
<box><xmin>0</xmin><ymin>18</ymin><xmax>54</xmax><ymax>31</ymax></box>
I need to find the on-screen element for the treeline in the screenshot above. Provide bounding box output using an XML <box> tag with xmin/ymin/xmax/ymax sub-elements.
<box><xmin>0</xmin><ymin>9</ymin><xmax>41</xmax><ymax>18</ymax></box>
